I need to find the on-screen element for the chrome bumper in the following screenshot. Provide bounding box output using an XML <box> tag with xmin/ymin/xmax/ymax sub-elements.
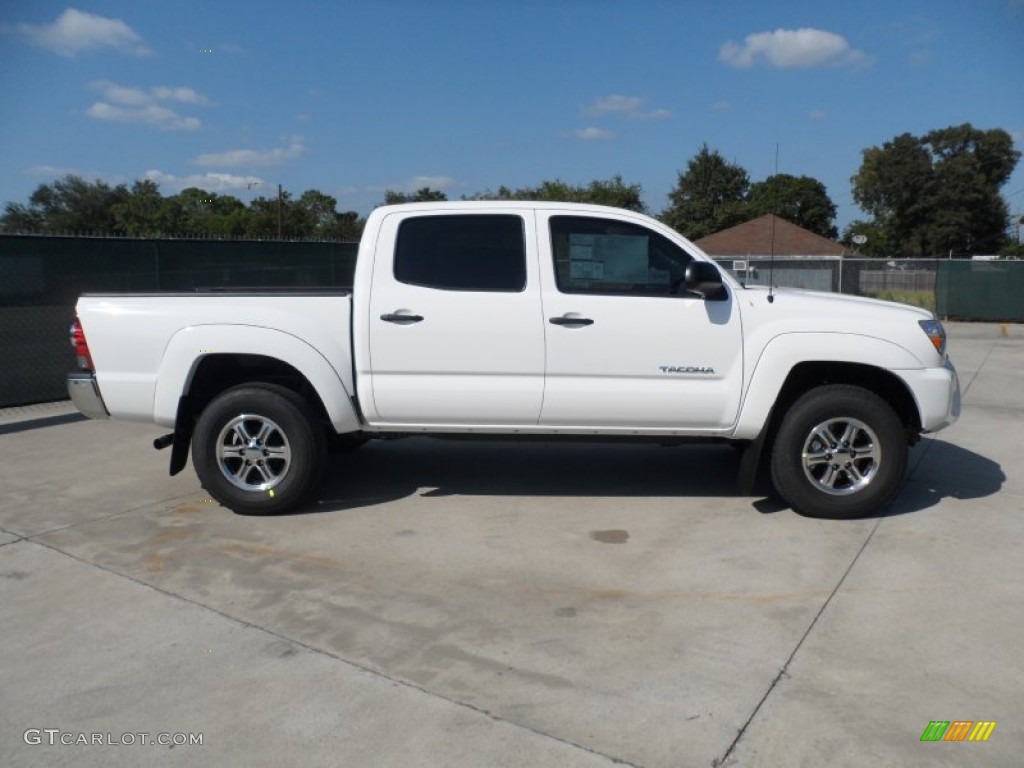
<box><xmin>67</xmin><ymin>371</ymin><xmax>110</xmax><ymax>420</ymax></box>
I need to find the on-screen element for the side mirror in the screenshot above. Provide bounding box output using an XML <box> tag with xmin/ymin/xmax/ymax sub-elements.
<box><xmin>684</xmin><ymin>261</ymin><xmax>727</xmax><ymax>300</ymax></box>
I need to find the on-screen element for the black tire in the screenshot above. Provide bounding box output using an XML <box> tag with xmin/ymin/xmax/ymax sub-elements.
<box><xmin>770</xmin><ymin>384</ymin><xmax>907</xmax><ymax>519</ymax></box>
<box><xmin>192</xmin><ymin>383</ymin><xmax>326</xmax><ymax>515</ymax></box>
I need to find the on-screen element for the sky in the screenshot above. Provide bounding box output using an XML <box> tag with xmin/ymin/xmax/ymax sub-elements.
<box><xmin>1</xmin><ymin>0</ymin><xmax>1022</xmax><ymax>235</ymax></box>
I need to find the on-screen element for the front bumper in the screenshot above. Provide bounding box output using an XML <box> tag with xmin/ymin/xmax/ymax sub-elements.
<box><xmin>897</xmin><ymin>358</ymin><xmax>961</xmax><ymax>433</ymax></box>
<box><xmin>67</xmin><ymin>371</ymin><xmax>110</xmax><ymax>420</ymax></box>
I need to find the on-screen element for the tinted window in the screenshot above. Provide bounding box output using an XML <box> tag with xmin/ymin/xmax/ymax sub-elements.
<box><xmin>395</xmin><ymin>215</ymin><xmax>526</xmax><ymax>292</ymax></box>
<box><xmin>550</xmin><ymin>216</ymin><xmax>694</xmax><ymax>296</ymax></box>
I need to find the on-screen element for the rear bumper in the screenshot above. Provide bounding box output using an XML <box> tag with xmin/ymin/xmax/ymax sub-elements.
<box><xmin>67</xmin><ymin>371</ymin><xmax>110</xmax><ymax>420</ymax></box>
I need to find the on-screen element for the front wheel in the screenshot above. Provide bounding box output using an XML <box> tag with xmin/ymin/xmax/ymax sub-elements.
<box><xmin>192</xmin><ymin>383</ymin><xmax>325</xmax><ymax>515</ymax></box>
<box><xmin>770</xmin><ymin>385</ymin><xmax>907</xmax><ymax>519</ymax></box>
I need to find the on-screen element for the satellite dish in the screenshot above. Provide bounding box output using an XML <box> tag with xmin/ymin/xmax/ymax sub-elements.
<box><xmin>852</xmin><ymin>234</ymin><xmax>868</xmax><ymax>245</ymax></box>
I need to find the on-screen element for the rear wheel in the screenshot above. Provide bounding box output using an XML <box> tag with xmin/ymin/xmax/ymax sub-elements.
<box><xmin>770</xmin><ymin>385</ymin><xmax>907</xmax><ymax>519</ymax></box>
<box><xmin>192</xmin><ymin>383</ymin><xmax>325</xmax><ymax>515</ymax></box>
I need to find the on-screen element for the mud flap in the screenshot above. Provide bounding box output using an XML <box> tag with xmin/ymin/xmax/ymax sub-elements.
<box><xmin>738</xmin><ymin>424</ymin><xmax>769</xmax><ymax>496</ymax></box>
<box><xmin>168</xmin><ymin>395</ymin><xmax>197</xmax><ymax>476</ymax></box>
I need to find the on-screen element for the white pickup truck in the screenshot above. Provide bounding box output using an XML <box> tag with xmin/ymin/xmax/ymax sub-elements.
<box><xmin>68</xmin><ymin>201</ymin><xmax>960</xmax><ymax>519</ymax></box>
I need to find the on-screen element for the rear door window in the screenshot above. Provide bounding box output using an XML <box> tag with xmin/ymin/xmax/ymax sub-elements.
<box><xmin>394</xmin><ymin>215</ymin><xmax>526</xmax><ymax>292</ymax></box>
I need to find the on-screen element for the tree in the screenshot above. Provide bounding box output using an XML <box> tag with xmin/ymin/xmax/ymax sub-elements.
<box><xmin>840</xmin><ymin>220</ymin><xmax>891</xmax><ymax>257</ymax></box>
<box><xmin>0</xmin><ymin>175</ymin><xmax>128</xmax><ymax>234</ymax></box>
<box><xmin>166</xmin><ymin>187</ymin><xmax>243</xmax><ymax>236</ymax></box>
<box><xmin>748</xmin><ymin>174</ymin><xmax>837</xmax><ymax>239</ymax></box>
<box><xmin>661</xmin><ymin>144</ymin><xmax>749</xmax><ymax>239</ymax></box>
<box><xmin>111</xmin><ymin>179</ymin><xmax>167</xmax><ymax>236</ymax></box>
<box><xmin>290</xmin><ymin>190</ymin><xmax>363</xmax><ymax>239</ymax></box>
<box><xmin>1</xmin><ymin>201</ymin><xmax>43</xmax><ymax>232</ymax></box>
<box><xmin>466</xmin><ymin>175</ymin><xmax>645</xmax><ymax>212</ymax></box>
<box><xmin>329</xmin><ymin>211</ymin><xmax>365</xmax><ymax>240</ymax></box>
<box><xmin>383</xmin><ymin>187</ymin><xmax>448</xmax><ymax>205</ymax></box>
<box><xmin>246</xmin><ymin>190</ymin><xmax>293</xmax><ymax>238</ymax></box>
<box><xmin>295</xmin><ymin>189</ymin><xmax>339</xmax><ymax>235</ymax></box>
<box><xmin>0</xmin><ymin>176</ymin><xmax>361</xmax><ymax>240</ymax></box>
<box><xmin>852</xmin><ymin>124</ymin><xmax>1020</xmax><ymax>256</ymax></box>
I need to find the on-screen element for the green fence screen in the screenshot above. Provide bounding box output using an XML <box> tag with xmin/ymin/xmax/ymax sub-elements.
<box><xmin>936</xmin><ymin>260</ymin><xmax>1024</xmax><ymax>322</ymax></box>
<box><xmin>1</xmin><ymin>235</ymin><xmax>358</xmax><ymax>407</ymax></box>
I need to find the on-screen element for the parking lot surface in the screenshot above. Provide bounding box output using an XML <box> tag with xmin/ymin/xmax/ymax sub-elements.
<box><xmin>1</xmin><ymin>322</ymin><xmax>1021</xmax><ymax>767</ymax></box>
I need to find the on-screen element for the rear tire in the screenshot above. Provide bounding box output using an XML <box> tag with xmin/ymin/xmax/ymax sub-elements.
<box><xmin>770</xmin><ymin>384</ymin><xmax>907</xmax><ymax>519</ymax></box>
<box><xmin>192</xmin><ymin>383</ymin><xmax>325</xmax><ymax>515</ymax></box>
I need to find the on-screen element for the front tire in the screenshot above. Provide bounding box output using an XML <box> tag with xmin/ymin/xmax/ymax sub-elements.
<box><xmin>770</xmin><ymin>385</ymin><xmax>907</xmax><ymax>519</ymax></box>
<box><xmin>192</xmin><ymin>383</ymin><xmax>325</xmax><ymax>515</ymax></box>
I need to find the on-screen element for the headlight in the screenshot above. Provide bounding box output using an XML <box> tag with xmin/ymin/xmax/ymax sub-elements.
<box><xmin>918</xmin><ymin>318</ymin><xmax>947</xmax><ymax>357</ymax></box>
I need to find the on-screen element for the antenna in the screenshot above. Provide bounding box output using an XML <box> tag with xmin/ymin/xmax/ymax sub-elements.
<box><xmin>767</xmin><ymin>143</ymin><xmax>778</xmax><ymax>304</ymax></box>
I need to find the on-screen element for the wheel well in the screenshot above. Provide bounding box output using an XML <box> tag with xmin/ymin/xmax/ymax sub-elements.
<box><xmin>772</xmin><ymin>362</ymin><xmax>922</xmax><ymax>439</ymax></box>
<box><xmin>167</xmin><ymin>354</ymin><xmax>332</xmax><ymax>475</ymax></box>
<box><xmin>184</xmin><ymin>354</ymin><xmax>331</xmax><ymax>425</ymax></box>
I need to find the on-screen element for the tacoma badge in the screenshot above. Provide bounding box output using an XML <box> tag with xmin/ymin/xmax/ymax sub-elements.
<box><xmin>659</xmin><ymin>365</ymin><xmax>715</xmax><ymax>374</ymax></box>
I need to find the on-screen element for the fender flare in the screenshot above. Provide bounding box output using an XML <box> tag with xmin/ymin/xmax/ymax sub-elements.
<box><xmin>733</xmin><ymin>332</ymin><xmax>924</xmax><ymax>439</ymax></box>
<box><xmin>153</xmin><ymin>324</ymin><xmax>361</xmax><ymax>434</ymax></box>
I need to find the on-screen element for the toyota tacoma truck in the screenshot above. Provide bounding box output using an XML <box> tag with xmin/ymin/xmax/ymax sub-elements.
<box><xmin>67</xmin><ymin>201</ymin><xmax>960</xmax><ymax>519</ymax></box>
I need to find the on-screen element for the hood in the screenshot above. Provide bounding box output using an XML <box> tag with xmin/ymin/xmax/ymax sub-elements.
<box><xmin>739</xmin><ymin>285</ymin><xmax>933</xmax><ymax>320</ymax></box>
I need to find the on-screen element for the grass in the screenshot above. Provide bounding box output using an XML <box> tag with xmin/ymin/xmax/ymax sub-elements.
<box><xmin>865</xmin><ymin>289</ymin><xmax>936</xmax><ymax>312</ymax></box>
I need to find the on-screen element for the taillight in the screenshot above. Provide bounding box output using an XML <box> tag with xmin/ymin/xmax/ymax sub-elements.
<box><xmin>70</xmin><ymin>317</ymin><xmax>94</xmax><ymax>370</ymax></box>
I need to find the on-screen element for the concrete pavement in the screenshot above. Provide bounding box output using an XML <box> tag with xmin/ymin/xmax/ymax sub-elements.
<box><xmin>1</xmin><ymin>322</ymin><xmax>1020</xmax><ymax>767</ymax></box>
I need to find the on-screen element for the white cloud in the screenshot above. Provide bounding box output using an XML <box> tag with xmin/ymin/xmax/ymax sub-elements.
<box><xmin>85</xmin><ymin>80</ymin><xmax>211</xmax><ymax>130</ymax></box>
<box><xmin>90</xmin><ymin>80</ymin><xmax>212</xmax><ymax>106</ymax></box>
<box><xmin>24</xmin><ymin>164</ymin><xmax>81</xmax><ymax>177</ymax></box>
<box><xmin>145</xmin><ymin>170</ymin><xmax>264</xmax><ymax>192</ymax></box>
<box><xmin>191</xmin><ymin>138</ymin><xmax>305</xmax><ymax>167</ymax></box>
<box><xmin>150</xmin><ymin>86</ymin><xmax>211</xmax><ymax>105</ymax></box>
<box><xmin>16</xmin><ymin>8</ymin><xmax>152</xmax><ymax>57</ymax></box>
<box><xmin>87</xmin><ymin>102</ymin><xmax>200</xmax><ymax>131</ymax></box>
<box><xmin>719</xmin><ymin>28</ymin><xmax>868</xmax><ymax>70</ymax></box>
<box><xmin>809</xmin><ymin>109</ymin><xmax>827</xmax><ymax>120</ymax></box>
<box><xmin>90</xmin><ymin>81</ymin><xmax>148</xmax><ymax>105</ymax></box>
<box><xmin>575</xmin><ymin>127</ymin><xmax>615</xmax><ymax>140</ymax></box>
<box><xmin>585</xmin><ymin>94</ymin><xmax>670</xmax><ymax>120</ymax></box>
<box><xmin>712</xmin><ymin>100</ymin><xmax>732</xmax><ymax>113</ymax></box>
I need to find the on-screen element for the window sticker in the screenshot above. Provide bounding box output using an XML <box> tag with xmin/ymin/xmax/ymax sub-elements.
<box><xmin>570</xmin><ymin>260</ymin><xmax>604</xmax><ymax>280</ymax></box>
<box><xmin>569</xmin><ymin>233</ymin><xmax>648</xmax><ymax>283</ymax></box>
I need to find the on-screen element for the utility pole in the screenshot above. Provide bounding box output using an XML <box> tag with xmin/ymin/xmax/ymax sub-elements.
<box><xmin>277</xmin><ymin>184</ymin><xmax>283</xmax><ymax>239</ymax></box>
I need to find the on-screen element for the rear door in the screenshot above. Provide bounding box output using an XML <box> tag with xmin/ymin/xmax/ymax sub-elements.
<box><xmin>537</xmin><ymin>212</ymin><xmax>743</xmax><ymax>430</ymax></box>
<box><xmin>365</xmin><ymin>210</ymin><xmax>545</xmax><ymax>426</ymax></box>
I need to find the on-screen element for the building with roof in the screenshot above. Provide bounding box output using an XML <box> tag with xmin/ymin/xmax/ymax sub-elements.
<box><xmin>693</xmin><ymin>214</ymin><xmax>849</xmax><ymax>258</ymax></box>
<box><xmin>692</xmin><ymin>215</ymin><xmax>849</xmax><ymax>292</ymax></box>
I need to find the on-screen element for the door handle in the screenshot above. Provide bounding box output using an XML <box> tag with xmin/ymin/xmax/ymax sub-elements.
<box><xmin>380</xmin><ymin>313</ymin><xmax>424</xmax><ymax>324</ymax></box>
<box><xmin>549</xmin><ymin>315</ymin><xmax>594</xmax><ymax>327</ymax></box>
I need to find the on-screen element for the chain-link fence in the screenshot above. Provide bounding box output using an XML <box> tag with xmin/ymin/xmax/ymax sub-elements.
<box><xmin>718</xmin><ymin>256</ymin><xmax>1024</xmax><ymax>320</ymax></box>
<box><xmin>1</xmin><ymin>235</ymin><xmax>357</xmax><ymax>407</ymax></box>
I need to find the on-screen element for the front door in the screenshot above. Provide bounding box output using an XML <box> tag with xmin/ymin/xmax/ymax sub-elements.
<box><xmin>537</xmin><ymin>213</ymin><xmax>743</xmax><ymax>430</ymax></box>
